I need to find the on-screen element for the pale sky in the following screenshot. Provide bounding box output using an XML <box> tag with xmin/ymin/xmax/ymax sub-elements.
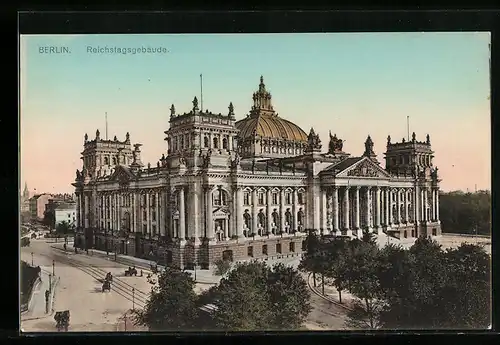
<box><xmin>20</xmin><ymin>33</ymin><xmax>491</xmax><ymax>194</ymax></box>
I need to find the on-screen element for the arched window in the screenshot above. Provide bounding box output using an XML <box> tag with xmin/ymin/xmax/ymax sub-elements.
<box><xmin>222</xmin><ymin>138</ymin><xmax>228</xmax><ymax>150</ymax></box>
<box><xmin>204</xmin><ymin>136</ymin><xmax>209</xmax><ymax>148</ymax></box>
<box><xmin>213</xmin><ymin>137</ymin><xmax>219</xmax><ymax>149</ymax></box>
<box><xmin>212</xmin><ymin>189</ymin><xmax>227</xmax><ymax>206</ymax></box>
<box><xmin>243</xmin><ymin>211</ymin><xmax>251</xmax><ymax>229</ymax></box>
<box><xmin>258</xmin><ymin>211</ymin><xmax>266</xmax><ymax>227</ymax></box>
<box><xmin>272</xmin><ymin>211</ymin><xmax>279</xmax><ymax>225</ymax></box>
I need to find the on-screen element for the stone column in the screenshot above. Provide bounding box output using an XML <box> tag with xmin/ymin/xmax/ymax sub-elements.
<box><xmin>145</xmin><ymin>192</ymin><xmax>150</xmax><ymax>235</ymax></box>
<box><xmin>192</xmin><ymin>185</ymin><xmax>200</xmax><ymax>243</ymax></box>
<box><xmin>420</xmin><ymin>189</ymin><xmax>425</xmax><ymax>222</ymax></box>
<box><xmin>132</xmin><ymin>193</ymin><xmax>136</xmax><ymax>233</ymax></box>
<box><xmin>404</xmin><ymin>189</ymin><xmax>409</xmax><ymax>223</ymax></box>
<box><xmin>396</xmin><ymin>188</ymin><xmax>401</xmax><ymax>225</ymax></box>
<box><xmin>386</xmin><ymin>188</ymin><xmax>392</xmax><ymax>227</ymax></box>
<box><xmin>332</xmin><ymin>187</ymin><xmax>339</xmax><ymax>233</ymax></box>
<box><xmin>435</xmin><ymin>189</ymin><xmax>440</xmax><ymax>221</ymax></box>
<box><xmin>375</xmin><ymin>187</ymin><xmax>381</xmax><ymax>228</ymax></box>
<box><xmin>251</xmin><ymin>188</ymin><xmax>258</xmax><ymax>236</ymax></box>
<box><xmin>280</xmin><ymin>189</ymin><xmax>286</xmax><ymax>233</ymax></box>
<box><xmin>206</xmin><ymin>186</ymin><xmax>214</xmax><ymax>241</ymax></box>
<box><xmin>343</xmin><ymin>187</ymin><xmax>350</xmax><ymax>230</ymax></box>
<box><xmin>431</xmin><ymin>188</ymin><xmax>436</xmax><ymax>221</ymax></box>
<box><xmin>224</xmin><ymin>218</ymin><xmax>229</xmax><ymax>239</ymax></box>
<box><xmin>76</xmin><ymin>193</ymin><xmax>81</xmax><ymax>229</ymax></box>
<box><xmin>155</xmin><ymin>191</ymin><xmax>160</xmax><ymax>236</ymax></box>
<box><xmin>84</xmin><ymin>194</ymin><xmax>89</xmax><ymax>229</ymax></box>
<box><xmin>414</xmin><ymin>187</ymin><xmax>420</xmax><ymax>224</ymax></box>
<box><xmin>424</xmin><ymin>188</ymin><xmax>429</xmax><ymax>222</ymax></box>
<box><xmin>320</xmin><ymin>189</ymin><xmax>328</xmax><ymax>233</ymax></box>
<box><xmin>178</xmin><ymin>187</ymin><xmax>186</xmax><ymax>242</ymax></box>
<box><xmin>266</xmin><ymin>188</ymin><xmax>272</xmax><ymax>234</ymax></box>
<box><xmin>292</xmin><ymin>188</ymin><xmax>298</xmax><ymax>232</ymax></box>
<box><xmin>363</xmin><ymin>187</ymin><xmax>369</xmax><ymax>229</ymax></box>
<box><xmin>236</xmin><ymin>187</ymin><xmax>244</xmax><ymax>238</ymax></box>
<box><xmin>354</xmin><ymin>187</ymin><xmax>360</xmax><ymax>230</ymax></box>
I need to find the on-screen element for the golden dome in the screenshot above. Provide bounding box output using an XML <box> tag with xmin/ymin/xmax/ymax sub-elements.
<box><xmin>236</xmin><ymin>113</ymin><xmax>308</xmax><ymax>142</ymax></box>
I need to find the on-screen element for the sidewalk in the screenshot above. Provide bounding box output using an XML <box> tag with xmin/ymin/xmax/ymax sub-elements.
<box><xmin>21</xmin><ymin>266</ymin><xmax>58</xmax><ymax>321</ymax></box>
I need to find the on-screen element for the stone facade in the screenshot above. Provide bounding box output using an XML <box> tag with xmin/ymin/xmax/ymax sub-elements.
<box><xmin>73</xmin><ymin>77</ymin><xmax>442</xmax><ymax>269</ymax></box>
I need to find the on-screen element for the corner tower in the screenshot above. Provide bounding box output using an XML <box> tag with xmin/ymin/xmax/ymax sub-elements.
<box><xmin>165</xmin><ymin>97</ymin><xmax>240</xmax><ymax>170</ymax></box>
<box><xmin>80</xmin><ymin>130</ymin><xmax>134</xmax><ymax>179</ymax></box>
<box><xmin>384</xmin><ymin>132</ymin><xmax>435</xmax><ymax>176</ymax></box>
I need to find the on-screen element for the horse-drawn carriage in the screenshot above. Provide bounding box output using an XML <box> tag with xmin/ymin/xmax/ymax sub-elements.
<box><xmin>105</xmin><ymin>272</ymin><xmax>113</xmax><ymax>283</ymax></box>
<box><xmin>102</xmin><ymin>279</ymin><xmax>111</xmax><ymax>292</ymax></box>
<box><xmin>54</xmin><ymin>310</ymin><xmax>70</xmax><ymax>331</ymax></box>
<box><xmin>124</xmin><ymin>266</ymin><xmax>137</xmax><ymax>276</ymax></box>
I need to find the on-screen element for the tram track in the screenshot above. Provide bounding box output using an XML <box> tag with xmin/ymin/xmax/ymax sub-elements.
<box><xmin>37</xmin><ymin>251</ymin><xmax>149</xmax><ymax>310</ymax></box>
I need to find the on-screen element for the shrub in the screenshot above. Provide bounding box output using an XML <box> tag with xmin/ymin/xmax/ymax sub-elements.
<box><xmin>213</xmin><ymin>259</ymin><xmax>232</xmax><ymax>276</ymax></box>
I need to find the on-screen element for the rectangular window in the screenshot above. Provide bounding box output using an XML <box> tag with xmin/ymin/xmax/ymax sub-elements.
<box><xmin>262</xmin><ymin>244</ymin><xmax>268</xmax><ymax>255</ymax></box>
<box><xmin>243</xmin><ymin>192</ymin><xmax>250</xmax><ymax>205</ymax></box>
<box><xmin>152</xmin><ymin>225</ymin><xmax>157</xmax><ymax>236</ymax></box>
<box><xmin>289</xmin><ymin>242</ymin><xmax>295</xmax><ymax>252</ymax></box>
<box><xmin>258</xmin><ymin>193</ymin><xmax>265</xmax><ymax>205</ymax></box>
<box><xmin>285</xmin><ymin>193</ymin><xmax>292</xmax><ymax>204</ymax></box>
<box><xmin>272</xmin><ymin>193</ymin><xmax>278</xmax><ymax>205</ymax></box>
<box><xmin>143</xmin><ymin>224</ymin><xmax>147</xmax><ymax>234</ymax></box>
<box><xmin>247</xmin><ymin>246</ymin><xmax>254</xmax><ymax>257</ymax></box>
<box><xmin>152</xmin><ymin>211</ymin><xmax>156</xmax><ymax>222</ymax></box>
<box><xmin>143</xmin><ymin>211</ymin><xmax>147</xmax><ymax>221</ymax></box>
<box><xmin>276</xmin><ymin>243</ymin><xmax>282</xmax><ymax>254</ymax></box>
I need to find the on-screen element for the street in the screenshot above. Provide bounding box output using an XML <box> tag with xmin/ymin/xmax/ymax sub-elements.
<box><xmin>20</xmin><ymin>240</ymin><xmax>151</xmax><ymax>332</ymax></box>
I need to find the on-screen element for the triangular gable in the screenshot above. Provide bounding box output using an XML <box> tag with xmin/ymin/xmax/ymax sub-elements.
<box><xmin>336</xmin><ymin>157</ymin><xmax>391</xmax><ymax>179</ymax></box>
<box><xmin>111</xmin><ymin>165</ymin><xmax>135</xmax><ymax>183</ymax></box>
<box><xmin>213</xmin><ymin>207</ymin><xmax>230</xmax><ymax>217</ymax></box>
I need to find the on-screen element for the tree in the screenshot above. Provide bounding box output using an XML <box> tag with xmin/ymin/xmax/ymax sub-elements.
<box><xmin>266</xmin><ymin>263</ymin><xmax>312</xmax><ymax>329</ymax></box>
<box><xmin>438</xmin><ymin>243</ymin><xmax>491</xmax><ymax>328</ymax></box>
<box><xmin>298</xmin><ymin>230</ymin><xmax>322</xmax><ymax>287</ymax></box>
<box><xmin>343</xmin><ymin>237</ymin><xmax>384</xmax><ymax>329</ymax></box>
<box><xmin>439</xmin><ymin>191</ymin><xmax>491</xmax><ymax>235</ymax></box>
<box><xmin>56</xmin><ymin>221</ymin><xmax>72</xmax><ymax>237</ymax></box>
<box><xmin>322</xmin><ymin>238</ymin><xmax>350</xmax><ymax>303</ymax></box>
<box><xmin>210</xmin><ymin>261</ymin><xmax>272</xmax><ymax>330</ymax></box>
<box><xmin>133</xmin><ymin>267</ymin><xmax>198</xmax><ymax>330</ymax></box>
<box><xmin>213</xmin><ymin>258</ymin><xmax>232</xmax><ymax>276</ymax></box>
<box><xmin>209</xmin><ymin>261</ymin><xmax>312</xmax><ymax>331</ymax></box>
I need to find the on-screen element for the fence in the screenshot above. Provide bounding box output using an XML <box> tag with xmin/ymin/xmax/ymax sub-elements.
<box><xmin>20</xmin><ymin>275</ymin><xmax>41</xmax><ymax>314</ymax></box>
<box><xmin>442</xmin><ymin>232</ymin><xmax>491</xmax><ymax>239</ymax></box>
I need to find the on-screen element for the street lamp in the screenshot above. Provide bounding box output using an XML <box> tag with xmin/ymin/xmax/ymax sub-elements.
<box><xmin>193</xmin><ymin>261</ymin><xmax>197</xmax><ymax>282</ymax></box>
<box><xmin>49</xmin><ymin>273</ymin><xmax>52</xmax><ymax>294</ymax></box>
<box><xmin>31</xmin><ymin>252</ymin><xmax>34</xmax><ymax>266</ymax></box>
<box><xmin>132</xmin><ymin>288</ymin><xmax>135</xmax><ymax>311</ymax></box>
<box><xmin>52</xmin><ymin>260</ymin><xmax>55</xmax><ymax>276</ymax></box>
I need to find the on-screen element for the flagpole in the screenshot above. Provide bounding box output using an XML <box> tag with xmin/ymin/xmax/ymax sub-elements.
<box><xmin>105</xmin><ymin>112</ymin><xmax>108</xmax><ymax>140</ymax></box>
<box><xmin>407</xmin><ymin>116</ymin><xmax>410</xmax><ymax>141</ymax></box>
<box><xmin>200</xmin><ymin>74</ymin><xmax>204</xmax><ymax>112</ymax></box>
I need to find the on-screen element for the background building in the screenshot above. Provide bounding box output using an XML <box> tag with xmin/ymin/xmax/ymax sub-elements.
<box><xmin>20</xmin><ymin>182</ymin><xmax>30</xmax><ymax>213</ymax></box>
<box><xmin>54</xmin><ymin>203</ymin><xmax>77</xmax><ymax>229</ymax></box>
<box><xmin>29</xmin><ymin>194</ymin><xmax>53</xmax><ymax>220</ymax></box>
<box><xmin>73</xmin><ymin>77</ymin><xmax>442</xmax><ymax>269</ymax></box>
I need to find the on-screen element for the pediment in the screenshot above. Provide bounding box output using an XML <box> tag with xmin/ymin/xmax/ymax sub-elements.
<box><xmin>111</xmin><ymin>165</ymin><xmax>135</xmax><ymax>183</ymax></box>
<box><xmin>336</xmin><ymin>157</ymin><xmax>391</xmax><ymax>179</ymax></box>
<box><xmin>213</xmin><ymin>207</ymin><xmax>230</xmax><ymax>216</ymax></box>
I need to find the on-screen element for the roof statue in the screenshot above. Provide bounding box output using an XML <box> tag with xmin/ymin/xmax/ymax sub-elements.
<box><xmin>192</xmin><ymin>97</ymin><xmax>199</xmax><ymax>112</ymax></box>
<box><xmin>426</xmin><ymin>134</ymin><xmax>431</xmax><ymax>144</ymax></box>
<box><xmin>114</xmin><ymin>135</ymin><xmax>118</xmax><ymax>141</ymax></box>
<box><xmin>96</xmin><ymin>129</ymin><xmax>100</xmax><ymax>140</ymax></box>
<box><xmin>328</xmin><ymin>131</ymin><xmax>343</xmax><ymax>154</ymax></box>
<box><xmin>125</xmin><ymin>132</ymin><xmax>130</xmax><ymax>141</ymax></box>
<box><xmin>412</xmin><ymin>132</ymin><xmax>416</xmax><ymax>141</ymax></box>
<box><xmin>228</xmin><ymin>102</ymin><xmax>235</xmax><ymax>119</ymax></box>
<box><xmin>170</xmin><ymin>104</ymin><xmax>176</xmax><ymax>118</ymax></box>
<box><xmin>84</xmin><ymin>133</ymin><xmax>88</xmax><ymax>142</ymax></box>
<box><xmin>387</xmin><ymin>135</ymin><xmax>391</xmax><ymax>145</ymax></box>
<box><xmin>307</xmin><ymin>128</ymin><xmax>322</xmax><ymax>151</ymax></box>
<box><xmin>364</xmin><ymin>135</ymin><xmax>375</xmax><ymax>156</ymax></box>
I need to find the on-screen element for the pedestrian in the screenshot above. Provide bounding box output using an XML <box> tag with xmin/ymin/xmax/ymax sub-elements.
<box><xmin>45</xmin><ymin>289</ymin><xmax>50</xmax><ymax>314</ymax></box>
<box><xmin>63</xmin><ymin>243</ymin><xmax>67</xmax><ymax>251</ymax></box>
